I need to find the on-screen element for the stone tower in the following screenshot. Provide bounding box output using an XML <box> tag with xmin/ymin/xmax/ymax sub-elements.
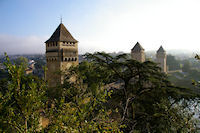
<box><xmin>45</xmin><ymin>23</ymin><xmax>78</xmax><ymax>87</ymax></box>
<box><xmin>131</xmin><ymin>42</ymin><xmax>145</xmax><ymax>62</ymax></box>
<box><xmin>156</xmin><ymin>46</ymin><xmax>167</xmax><ymax>73</ymax></box>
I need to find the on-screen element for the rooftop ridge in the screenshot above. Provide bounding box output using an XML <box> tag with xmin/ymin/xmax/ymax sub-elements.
<box><xmin>131</xmin><ymin>42</ymin><xmax>144</xmax><ymax>52</ymax></box>
<box><xmin>157</xmin><ymin>45</ymin><xmax>165</xmax><ymax>53</ymax></box>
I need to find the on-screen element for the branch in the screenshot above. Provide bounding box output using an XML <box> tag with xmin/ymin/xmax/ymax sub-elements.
<box><xmin>121</xmin><ymin>96</ymin><xmax>136</xmax><ymax>122</ymax></box>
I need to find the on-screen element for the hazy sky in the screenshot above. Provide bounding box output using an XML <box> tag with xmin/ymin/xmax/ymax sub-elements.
<box><xmin>0</xmin><ymin>0</ymin><xmax>200</xmax><ymax>55</ymax></box>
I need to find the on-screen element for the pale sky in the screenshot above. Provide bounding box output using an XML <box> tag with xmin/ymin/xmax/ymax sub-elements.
<box><xmin>0</xmin><ymin>0</ymin><xmax>200</xmax><ymax>54</ymax></box>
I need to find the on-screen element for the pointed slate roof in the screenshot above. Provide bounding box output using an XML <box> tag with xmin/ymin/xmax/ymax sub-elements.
<box><xmin>131</xmin><ymin>42</ymin><xmax>144</xmax><ymax>52</ymax></box>
<box><xmin>45</xmin><ymin>23</ymin><xmax>78</xmax><ymax>43</ymax></box>
<box><xmin>157</xmin><ymin>46</ymin><xmax>165</xmax><ymax>53</ymax></box>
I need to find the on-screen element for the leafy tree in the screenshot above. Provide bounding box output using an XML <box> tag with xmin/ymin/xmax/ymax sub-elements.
<box><xmin>45</xmin><ymin>61</ymin><xmax>121</xmax><ymax>132</ymax></box>
<box><xmin>85</xmin><ymin>52</ymin><xmax>199</xmax><ymax>132</ymax></box>
<box><xmin>0</xmin><ymin>54</ymin><xmax>47</xmax><ymax>132</ymax></box>
<box><xmin>0</xmin><ymin>52</ymin><xmax>199</xmax><ymax>132</ymax></box>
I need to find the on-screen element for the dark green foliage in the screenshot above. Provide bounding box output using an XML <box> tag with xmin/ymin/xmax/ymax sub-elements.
<box><xmin>85</xmin><ymin>52</ymin><xmax>199</xmax><ymax>132</ymax></box>
<box><xmin>0</xmin><ymin>52</ymin><xmax>199</xmax><ymax>132</ymax></box>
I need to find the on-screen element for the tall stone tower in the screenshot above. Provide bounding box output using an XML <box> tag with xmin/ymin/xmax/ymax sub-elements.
<box><xmin>45</xmin><ymin>23</ymin><xmax>78</xmax><ymax>87</ymax></box>
<box><xmin>156</xmin><ymin>46</ymin><xmax>167</xmax><ymax>73</ymax></box>
<box><xmin>131</xmin><ymin>42</ymin><xmax>145</xmax><ymax>62</ymax></box>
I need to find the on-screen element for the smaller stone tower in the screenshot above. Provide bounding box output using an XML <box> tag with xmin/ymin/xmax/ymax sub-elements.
<box><xmin>156</xmin><ymin>46</ymin><xmax>167</xmax><ymax>73</ymax></box>
<box><xmin>131</xmin><ymin>42</ymin><xmax>145</xmax><ymax>62</ymax></box>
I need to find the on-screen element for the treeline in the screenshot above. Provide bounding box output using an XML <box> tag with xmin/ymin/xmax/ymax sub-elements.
<box><xmin>167</xmin><ymin>54</ymin><xmax>200</xmax><ymax>92</ymax></box>
<box><xmin>0</xmin><ymin>52</ymin><xmax>200</xmax><ymax>132</ymax></box>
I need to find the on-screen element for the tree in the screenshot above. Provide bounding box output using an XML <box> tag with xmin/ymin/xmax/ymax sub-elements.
<box><xmin>85</xmin><ymin>52</ymin><xmax>199</xmax><ymax>132</ymax></box>
<box><xmin>0</xmin><ymin>52</ymin><xmax>199</xmax><ymax>132</ymax></box>
<box><xmin>45</xmin><ymin>61</ymin><xmax>121</xmax><ymax>132</ymax></box>
<box><xmin>0</xmin><ymin>54</ymin><xmax>47</xmax><ymax>132</ymax></box>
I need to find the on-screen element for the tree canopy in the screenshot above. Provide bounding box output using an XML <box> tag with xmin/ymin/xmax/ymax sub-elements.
<box><xmin>0</xmin><ymin>52</ymin><xmax>199</xmax><ymax>132</ymax></box>
<box><xmin>0</xmin><ymin>54</ymin><xmax>47</xmax><ymax>132</ymax></box>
